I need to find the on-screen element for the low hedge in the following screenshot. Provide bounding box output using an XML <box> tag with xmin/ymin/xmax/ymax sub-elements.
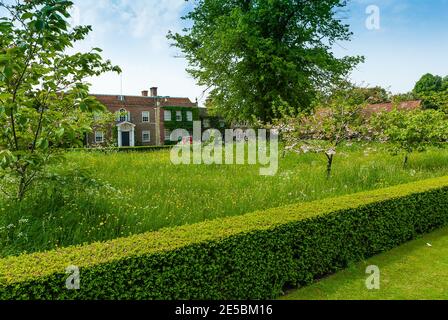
<box><xmin>69</xmin><ymin>146</ymin><xmax>172</xmax><ymax>153</ymax></box>
<box><xmin>1</xmin><ymin>176</ymin><xmax>448</xmax><ymax>299</ymax></box>
<box><xmin>115</xmin><ymin>146</ymin><xmax>172</xmax><ymax>152</ymax></box>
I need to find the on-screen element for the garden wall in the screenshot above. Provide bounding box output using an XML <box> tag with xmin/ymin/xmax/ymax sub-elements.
<box><xmin>1</xmin><ymin>176</ymin><xmax>448</xmax><ymax>299</ymax></box>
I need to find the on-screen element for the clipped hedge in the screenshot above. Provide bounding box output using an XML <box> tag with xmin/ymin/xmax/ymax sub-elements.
<box><xmin>2</xmin><ymin>176</ymin><xmax>448</xmax><ymax>299</ymax></box>
<box><xmin>115</xmin><ymin>146</ymin><xmax>172</xmax><ymax>153</ymax></box>
<box><xmin>70</xmin><ymin>145</ymin><xmax>172</xmax><ymax>153</ymax></box>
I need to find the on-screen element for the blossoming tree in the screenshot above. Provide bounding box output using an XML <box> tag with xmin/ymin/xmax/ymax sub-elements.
<box><xmin>275</xmin><ymin>84</ymin><xmax>368</xmax><ymax>178</ymax></box>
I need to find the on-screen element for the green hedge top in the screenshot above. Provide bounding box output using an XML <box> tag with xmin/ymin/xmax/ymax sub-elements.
<box><xmin>2</xmin><ymin>175</ymin><xmax>448</xmax><ymax>286</ymax></box>
<box><xmin>69</xmin><ymin>146</ymin><xmax>172</xmax><ymax>152</ymax></box>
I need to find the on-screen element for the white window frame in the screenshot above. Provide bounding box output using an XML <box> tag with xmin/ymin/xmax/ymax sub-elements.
<box><xmin>164</xmin><ymin>129</ymin><xmax>171</xmax><ymax>141</ymax></box>
<box><xmin>164</xmin><ymin>110</ymin><xmax>172</xmax><ymax>121</ymax></box>
<box><xmin>176</xmin><ymin>111</ymin><xmax>182</xmax><ymax>122</ymax></box>
<box><xmin>95</xmin><ymin>131</ymin><xmax>104</xmax><ymax>144</ymax></box>
<box><xmin>142</xmin><ymin>111</ymin><xmax>150</xmax><ymax>123</ymax></box>
<box><xmin>118</xmin><ymin>108</ymin><xmax>128</xmax><ymax>122</ymax></box>
<box><xmin>142</xmin><ymin>130</ymin><xmax>151</xmax><ymax>143</ymax></box>
<box><xmin>186</xmin><ymin>111</ymin><xmax>193</xmax><ymax>122</ymax></box>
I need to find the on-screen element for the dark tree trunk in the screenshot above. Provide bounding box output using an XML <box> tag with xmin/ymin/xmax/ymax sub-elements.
<box><xmin>326</xmin><ymin>154</ymin><xmax>334</xmax><ymax>179</ymax></box>
<box><xmin>403</xmin><ymin>153</ymin><xmax>409</xmax><ymax>168</ymax></box>
<box><xmin>17</xmin><ymin>175</ymin><xmax>26</xmax><ymax>202</ymax></box>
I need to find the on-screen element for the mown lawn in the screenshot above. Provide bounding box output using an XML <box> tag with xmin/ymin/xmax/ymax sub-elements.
<box><xmin>281</xmin><ymin>226</ymin><xmax>448</xmax><ymax>300</ymax></box>
<box><xmin>2</xmin><ymin>143</ymin><xmax>448</xmax><ymax>257</ymax></box>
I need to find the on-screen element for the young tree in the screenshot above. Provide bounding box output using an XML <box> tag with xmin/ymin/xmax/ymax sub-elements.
<box><xmin>276</xmin><ymin>84</ymin><xmax>367</xmax><ymax>178</ymax></box>
<box><xmin>371</xmin><ymin>109</ymin><xmax>448</xmax><ymax>167</ymax></box>
<box><xmin>0</xmin><ymin>0</ymin><xmax>120</xmax><ymax>200</ymax></box>
<box><xmin>169</xmin><ymin>0</ymin><xmax>363</xmax><ymax>123</ymax></box>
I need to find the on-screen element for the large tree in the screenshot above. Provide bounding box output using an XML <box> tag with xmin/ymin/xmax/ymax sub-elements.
<box><xmin>0</xmin><ymin>0</ymin><xmax>120</xmax><ymax>200</ymax></box>
<box><xmin>414</xmin><ymin>73</ymin><xmax>443</xmax><ymax>96</ymax></box>
<box><xmin>413</xmin><ymin>73</ymin><xmax>448</xmax><ymax>110</ymax></box>
<box><xmin>169</xmin><ymin>0</ymin><xmax>363</xmax><ymax>123</ymax></box>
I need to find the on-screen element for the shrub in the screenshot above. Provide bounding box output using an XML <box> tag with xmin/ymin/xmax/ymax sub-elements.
<box><xmin>1</xmin><ymin>176</ymin><xmax>448</xmax><ymax>299</ymax></box>
<box><xmin>70</xmin><ymin>146</ymin><xmax>172</xmax><ymax>153</ymax></box>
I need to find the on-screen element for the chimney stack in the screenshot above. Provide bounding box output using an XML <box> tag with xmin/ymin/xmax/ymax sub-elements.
<box><xmin>150</xmin><ymin>87</ymin><xmax>158</xmax><ymax>97</ymax></box>
<box><xmin>141</xmin><ymin>90</ymin><xmax>148</xmax><ymax>97</ymax></box>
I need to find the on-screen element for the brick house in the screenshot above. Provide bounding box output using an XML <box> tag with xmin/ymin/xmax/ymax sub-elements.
<box><xmin>87</xmin><ymin>87</ymin><xmax>198</xmax><ymax>147</ymax></box>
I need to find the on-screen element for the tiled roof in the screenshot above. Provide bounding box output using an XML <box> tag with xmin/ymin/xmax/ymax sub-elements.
<box><xmin>92</xmin><ymin>94</ymin><xmax>197</xmax><ymax>108</ymax></box>
<box><xmin>312</xmin><ymin>100</ymin><xmax>422</xmax><ymax>119</ymax></box>
<box><xmin>363</xmin><ymin>100</ymin><xmax>422</xmax><ymax>116</ymax></box>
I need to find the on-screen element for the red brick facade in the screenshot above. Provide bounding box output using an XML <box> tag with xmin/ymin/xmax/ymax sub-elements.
<box><xmin>87</xmin><ymin>89</ymin><xmax>197</xmax><ymax>147</ymax></box>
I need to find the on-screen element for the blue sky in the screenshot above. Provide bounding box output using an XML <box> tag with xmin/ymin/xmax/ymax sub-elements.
<box><xmin>68</xmin><ymin>0</ymin><xmax>448</xmax><ymax>103</ymax></box>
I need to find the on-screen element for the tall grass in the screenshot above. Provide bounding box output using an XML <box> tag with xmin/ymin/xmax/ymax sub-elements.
<box><xmin>1</xmin><ymin>143</ymin><xmax>448</xmax><ymax>257</ymax></box>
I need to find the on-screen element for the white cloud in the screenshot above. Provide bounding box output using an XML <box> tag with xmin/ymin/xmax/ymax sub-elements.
<box><xmin>68</xmin><ymin>0</ymin><xmax>205</xmax><ymax>103</ymax></box>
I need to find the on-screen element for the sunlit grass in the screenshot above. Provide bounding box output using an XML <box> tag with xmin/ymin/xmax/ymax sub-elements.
<box><xmin>1</xmin><ymin>143</ymin><xmax>448</xmax><ymax>257</ymax></box>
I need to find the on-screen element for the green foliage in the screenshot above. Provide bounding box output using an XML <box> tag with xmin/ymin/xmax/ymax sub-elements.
<box><xmin>169</xmin><ymin>0</ymin><xmax>363</xmax><ymax>123</ymax></box>
<box><xmin>69</xmin><ymin>146</ymin><xmax>172</xmax><ymax>153</ymax></box>
<box><xmin>391</xmin><ymin>92</ymin><xmax>418</xmax><ymax>104</ymax></box>
<box><xmin>414</xmin><ymin>73</ymin><xmax>443</xmax><ymax>95</ymax></box>
<box><xmin>347</xmin><ymin>86</ymin><xmax>390</xmax><ymax>104</ymax></box>
<box><xmin>413</xmin><ymin>73</ymin><xmax>448</xmax><ymax>110</ymax></box>
<box><xmin>0</xmin><ymin>0</ymin><xmax>120</xmax><ymax>200</ymax></box>
<box><xmin>163</xmin><ymin>106</ymin><xmax>199</xmax><ymax>131</ymax></box>
<box><xmin>3</xmin><ymin>146</ymin><xmax>448</xmax><ymax>258</ymax></box>
<box><xmin>88</xmin><ymin>111</ymin><xmax>119</xmax><ymax>149</ymax></box>
<box><xmin>371</xmin><ymin>109</ymin><xmax>448</xmax><ymax>166</ymax></box>
<box><xmin>110</xmin><ymin>146</ymin><xmax>172</xmax><ymax>152</ymax></box>
<box><xmin>1</xmin><ymin>176</ymin><xmax>448</xmax><ymax>299</ymax></box>
<box><xmin>419</xmin><ymin>90</ymin><xmax>448</xmax><ymax>113</ymax></box>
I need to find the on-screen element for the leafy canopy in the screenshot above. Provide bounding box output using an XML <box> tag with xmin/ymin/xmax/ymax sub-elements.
<box><xmin>169</xmin><ymin>0</ymin><xmax>363</xmax><ymax>123</ymax></box>
<box><xmin>413</xmin><ymin>73</ymin><xmax>448</xmax><ymax>111</ymax></box>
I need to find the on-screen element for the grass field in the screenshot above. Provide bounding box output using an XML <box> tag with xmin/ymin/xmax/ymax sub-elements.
<box><xmin>281</xmin><ymin>226</ymin><xmax>448</xmax><ymax>300</ymax></box>
<box><xmin>2</xmin><ymin>143</ymin><xmax>448</xmax><ymax>257</ymax></box>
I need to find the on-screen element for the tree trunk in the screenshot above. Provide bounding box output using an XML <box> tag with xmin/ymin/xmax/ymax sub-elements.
<box><xmin>17</xmin><ymin>178</ymin><xmax>26</xmax><ymax>201</ymax></box>
<box><xmin>326</xmin><ymin>154</ymin><xmax>334</xmax><ymax>179</ymax></box>
<box><xmin>282</xmin><ymin>149</ymin><xmax>287</xmax><ymax>159</ymax></box>
<box><xmin>16</xmin><ymin>169</ymin><xmax>27</xmax><ymax>202</ymax></box>
<box><xmin>403</xmin><ymin>153</ymin><xmax>409</xmax><ymax>168</ymax></box>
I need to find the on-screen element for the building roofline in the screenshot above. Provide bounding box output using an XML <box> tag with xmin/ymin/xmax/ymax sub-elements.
<box><xmin>91</xmin><ymin>93</ymin><xmax>197</xmax><ymax>100</ymax></box>
<box><xmin>92</xmin><ymin>93</ymin><xmax>172</xmax><ymax>99</ymax></box>
<box><xmin>366</xmin><ymin>99</ymin><xmax>422</xmax><ymax>106</ymax></box>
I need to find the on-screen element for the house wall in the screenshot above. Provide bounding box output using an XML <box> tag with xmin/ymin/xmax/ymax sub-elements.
<box><xmin>162</xmin><ymin>107</ymin><xmax>200</xmax><ymax>144</ymax></box>
<box><xmin>87</xmin><ymin>106</ymin><xmax>160</xmax><ymax>147</ymax></box>
<box><xmin>86</xmin><ymin>94</ymin><xmax>198</xmax><ymax>147</ymax></box>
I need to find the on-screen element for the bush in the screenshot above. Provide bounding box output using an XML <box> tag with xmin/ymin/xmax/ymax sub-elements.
<box><xmin>1</xmin><ymin>176</ymin><xmax>448</xmax><ymax>299</ymax></box>
<box><xmin>70</xmin><ymin>146</ymin><xmax>172</xmax><ymax>153</ymax></box>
